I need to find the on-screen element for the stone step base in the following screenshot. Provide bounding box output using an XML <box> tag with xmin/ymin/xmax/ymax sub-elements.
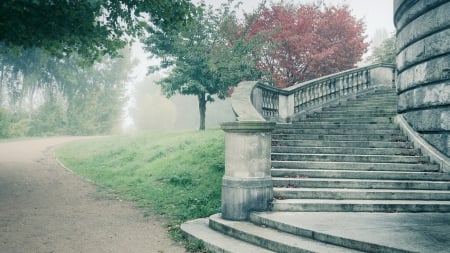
<box><xmin>271</xmin><ymin>161</ymin><xmax>439</xmax><ymax>172</ymax></box>
<box><xmin>250</xmin><ymin>212</ymin><xmax>450</xmax><ymax>253</ymax></box>
<box><xmin>272</xmin><ymin>153</ymin><xmax>429</xmax><ymax>163</ymax></box>
<box><xmin>273</xmin><ymin>187</ymin><xmax>450</xmax><ymax>200</ymax></box>
<box><xmin>272</xmin><ymin>177</ymin><xmax>450</xmax><ymax>190</ymax></box>
<box><xmin>208</xmin><ymin>214</ymin><xmax>362</xmax><ymax>253</ymax></box>
<box><xmin>271</xmin><ymin>199</ymin><xmax>450</xmax><ymax>212</ymax></box>
<box><xmin>180</xmin><ymin>218</ymin><xmax>275</xmax><ymax>253</ymax></box>
<box><xmin>272</xmin><ymin>146</ymin><xmax>421</xmax><ymax>155</ymax></box>
<box><xmin>272</xmin><ymin>139</ymin><xmax>414</xmax><ymax>148</ymax></box>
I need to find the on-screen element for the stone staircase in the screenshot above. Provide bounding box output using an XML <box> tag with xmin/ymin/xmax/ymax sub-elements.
<box><xmin>181</xmin><ymin>87</ymin><xmax>450</xmax><ymax>253</ymax></box>
<box><xmin>271</xmin><ymin>88</ymin><xmax>450</xmax><ymax>212</ymax></box>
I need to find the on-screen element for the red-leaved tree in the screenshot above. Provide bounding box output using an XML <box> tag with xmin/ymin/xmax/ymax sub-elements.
<box><xmin>247</xmin><ymin>2</ymin><xmax>368</xmax><ymax>88</ymax></box>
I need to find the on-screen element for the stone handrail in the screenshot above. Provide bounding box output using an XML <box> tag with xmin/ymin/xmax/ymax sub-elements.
<box><xmin>233</xmin><ymin>63</ymin><xmax>396</xmax><ymax>122</ymax></box>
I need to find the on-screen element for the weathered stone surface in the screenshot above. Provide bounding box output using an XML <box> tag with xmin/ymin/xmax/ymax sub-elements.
<box><xmin>221</xmin><ymin>122</ymin><xmax>275</xmax><ymax>178</ymax></box>
<box><xmin>403</xmin><ymin>108</ymin><xmax>450</xmax><ymax>132</ymax></box>
<box><xmin>395</xmin><ymin>0</ymin><xmax>450</xmax><ymax>156</ymax></box>
<box><xmin>394</xmin><ymin>0</ymin><xmax>448</xmax><ymax>31</ymax></box>
<box><xmin>396</xmin><ymin>54</ymin><xmax>450</xmax><ymax>92</ymax></box>
<box><xmin>398</xmin><ymin>82</ymin><xmax>450</xmax><ymax>112</ymax></box>
<box><xmin>221</xmin><ymin>177</ymin><xmax>273</xmax><ymax>221</ymax></box>
<box><xmin>422</xmin><ymin>133</ymin><xmax>450</xmax><ymax>157</ymax></box>
<box><xmin>220</xmin><ymin>121</ymin><xmax>275</xmax><ymax>220</ymax></box>
<box><xmin>397</xmin><ymin>29</ymin><xmax>450</xmax><ymax>72</ymax></box>
<box><xmin>396</xmin><ymin>1</ymin><xmax>450</xmax><ymax>51</ymax></box>
<box><xmin>231</xmin><ymin>81</ymin><xmax>265</xmax><ymax>121</ymax></box>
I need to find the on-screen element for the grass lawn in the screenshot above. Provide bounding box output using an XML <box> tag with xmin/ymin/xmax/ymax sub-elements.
<box><xmin>55</xmin><ymin>129</ymin><xmax>225</xmax><ymax>246</ymax></box>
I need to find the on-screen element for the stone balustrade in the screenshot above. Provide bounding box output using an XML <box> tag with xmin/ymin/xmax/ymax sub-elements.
<box><xmin>250</xmin><ymin>63</ymin><xmax>395</xmax><ymax>122</ymax></box>
<box><xmin>220</xmin><ymin>64</ymin><xmax>395</xmax><ymax>221</ymax></box>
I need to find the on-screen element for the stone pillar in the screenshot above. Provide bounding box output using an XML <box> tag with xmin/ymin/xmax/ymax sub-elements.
<box><xmin>220</xmin><ymin>121</ymin><xmax>276</xmax><ymax>220</ymax></box>
<box><xmin>278</xmin><ymin>94</ymin><xmax>294</xmax><ymax>123</ymax></box>
<box><xmin>394</xmin><ymin>0</ymin><xmax>450</xmax><ymax>156</ymax></box>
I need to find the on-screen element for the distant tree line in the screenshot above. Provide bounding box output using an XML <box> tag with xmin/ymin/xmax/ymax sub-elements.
<box><xmin>0</xmin><ymin>48</ymin><xmax>135</xmax><ymax>137</ymax></box>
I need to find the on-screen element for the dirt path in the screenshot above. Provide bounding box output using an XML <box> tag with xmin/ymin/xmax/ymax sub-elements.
<box><xmin>0</xmin><ymin>137</ymin><xmax>186</xmax><ymax>253</ymax></box>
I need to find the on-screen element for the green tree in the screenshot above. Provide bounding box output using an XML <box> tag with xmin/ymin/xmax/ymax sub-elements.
<box><xmin>368</xmin><ymin>35</ymin><xmax>396</xmax><ymax>65</ymax></box>
<box><xmin>0</xmin><ymin>47</ymin><xmax>134</xmax><ymax>136</ymax></box>
<box><xmin>143</xmin><ymin>1</ymin><xmax>263</xmax><ymax>130</ymax></box>
<box><xmin>0</xmin><ymin>0</ymin><xmax>194</xmax><ymax>64</ymax></box>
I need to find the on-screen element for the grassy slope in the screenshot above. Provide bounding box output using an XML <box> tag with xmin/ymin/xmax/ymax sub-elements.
<box><xmin>56</xmin><ymin>130</ymin><xmax>225</xmax><ymax>237</ymax></box>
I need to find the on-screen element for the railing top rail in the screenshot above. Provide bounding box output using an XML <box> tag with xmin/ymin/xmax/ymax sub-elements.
<box><xmin>284</xmin><ymin>63</ymin><xmax>395</xmax><ymax>93</ymax></box>
<box><xmin>252</xmin><ymin>63</ymin><xmax>395</xmax><ymax>96</ymax></box>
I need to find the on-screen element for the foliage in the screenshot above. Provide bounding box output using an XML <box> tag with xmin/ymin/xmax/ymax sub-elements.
<box><xmin>247</xmin><ymin>2</ymin><xmax>368</xmax><ymax>88</ymax></box>
<box><xmin>0</xmin><ymin>109</ymin><xmax>30</xmax><ymax>138</ymax></box>
<box><xmin>0</xmin><ymin>47</ymin><xmax>134</xmax><ymax>137</ymax></box>
<box><xmin>55</xmin><ymin>130</ymin><xmax>225</xmax><ymax>245</ymax></box>
<box><xmin>367</xmin><ymin>35</ymin><xmax>396</xmax><ymax>65</ymax></box>
<box><xmin>0</xmin><ymin>0</ymin><xmax>194</xmax><ymax>64</ymax></box>
<box><xmin>28</xmin><ymin>101</ymin><xmax>67</xmax><ymax>136</ymax></box>
<box><xmin>142</xmin><ymin>0</ymin><xmax>263</xmax><ymax>130</ymax></box>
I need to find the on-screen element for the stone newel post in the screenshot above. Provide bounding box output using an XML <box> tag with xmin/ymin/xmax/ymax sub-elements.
<box><xmin>220</xmin><ymin>81</ymin><xmax>276</xmax><ymax>220</ymax></box>
<box><xmin>221</xmin><ymin>121</ymin><xmax>276</xmax><ymax>220</ymax></box>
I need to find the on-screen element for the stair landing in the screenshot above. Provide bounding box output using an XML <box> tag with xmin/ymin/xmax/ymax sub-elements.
<box><xmin>181</xmin><ymin>212</ymin><xmax>450</xmax><ymax>253</ymax></box>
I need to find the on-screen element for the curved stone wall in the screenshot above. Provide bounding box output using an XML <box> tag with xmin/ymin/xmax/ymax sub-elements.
<box><xmin>394</xmin><ymin>0</ymin><xmax>450</xmax><ymax>156</ymax></box>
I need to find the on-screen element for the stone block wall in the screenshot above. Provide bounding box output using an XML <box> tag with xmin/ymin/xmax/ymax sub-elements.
<box><xmin>394</xmin><ymin>0</ymin><xmax>450</xmax><ymax>156</ymax></box>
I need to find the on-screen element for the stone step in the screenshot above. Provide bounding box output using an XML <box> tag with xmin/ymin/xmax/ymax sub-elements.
<box><xmin>299</xmin><ymin>117</ymin><xmax>395</xmax><ymax>124</ymax></box>
<box><xmin>307</xmin><ymin>112</ymin><xmax>397</xmax><ymax>118</ymax></box>
<box><xmin>272</xmin><ymin>134</ymin><xmax>408</xmax><ymax>142</ymax></box>
<box><xmin>271</xmin><ymin>169</ymin><xmax>448</xmax><ymax>180</ymax></box>
<box><xmin>271</xmin><ymin>146</ymin><xmax>421</xmax><ymax>156</ymax></box>
<box><xmin>271</xmin><ymin>153</ymin><xmax>429</xmax><ymax>164</ymax></box>
<box><xmin>272</xmin><ymin>140</ymin><xmax>413</xmax><ymax>148</ymax></box>
<box><xmin>272</xmin><ymin>161</ymin><xmax>439</xmax><ymax>172</ymax></box>
<box><xmin>272</xmin><ymin>128</ymin><xmax>402</xmax><ymax>135</ymax></box>
<box><xmin>321</xmin><ymin>107</ymin><xmax>397</xmax><ymax>113</ymax></box>
<box><xmin>279</xmin><ymin>123</ymin><xmax>399</xmax><ymax>130</ymax></box>
<box><xmin>180</xmin><ymin>218</ymin><xmax>275</xmax><ymax>253</ymax></box>
<box><xmin>341</xmin><ymin>102</ymin><xmax>397</xmax><ymax>107</ymax></box>
<box><xmin>208</xmin><ymin>214</ymin><xmax>363</xmax><ymax>253</ymax></box>
<box><xmin>272</xmin><ymin>177</ymin><xmax>450</xmax><ymax>190</ymax></box>
<box><xmin>271</xmin><ymin>199</ymin><xmax>450</xmax><ymax>212</ymax></box>
<box><xmin>250</xmin><ymin>212</ymin><xmax>450</xmax><ymax>253</ymax></box>
<box><xmin>273</xmin><ymin>188</ymin><xmax>450</xmax><ymax>200</ymax></box>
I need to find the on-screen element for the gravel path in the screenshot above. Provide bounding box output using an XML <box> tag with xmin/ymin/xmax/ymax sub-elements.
<box><xmin>0</xmin><ymin>137</ymin><xmax>186</xmax><ymax>253</ymax></box>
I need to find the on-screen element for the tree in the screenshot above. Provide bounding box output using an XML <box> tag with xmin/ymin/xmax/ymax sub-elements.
<box><xmin>367</xmin><ymin>35</ymin><xmax>396</xmax><ymax>65</ymax></box>
<box><xmin>0</xmin><ymin>0</ymin><xmax>194</xmax><ymax>64</ymax></box>
<box><xmin>247</xmin><ymin>2</ymin><xmax>368</xmax><ymax>88</ymax></box>
<box><xmin>143</xmin><ymin>1</ymin><xmax>263</xmax><ymax>130</ymax></box>
<box><xmin>0</xmin><ymin>47</ymin><xmax>135</xmax><ymax>136</ymax></box>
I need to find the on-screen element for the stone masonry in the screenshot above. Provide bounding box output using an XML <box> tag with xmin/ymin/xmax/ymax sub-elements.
<box><xmin>394</xmin><ymin>0</ymin><xmax>450</xmax><ymax>156</ymax></box>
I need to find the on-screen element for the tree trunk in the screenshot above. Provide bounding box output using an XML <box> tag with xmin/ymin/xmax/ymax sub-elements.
<box><xmin>198</xmin><ymin>93</ymin><xmax>207</xmax><ymax>131</ymax></box>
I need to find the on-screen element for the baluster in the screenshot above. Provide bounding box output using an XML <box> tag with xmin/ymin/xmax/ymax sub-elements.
<box><xmin>357</xmin><ymin>71</ymin><xmax>363</xmax><ymax>92</ymax></box>
<box><xmin>307</xmin><ymin>87</ymin><xmax>312</xmax><ymax>108</ymax></box>
<box><xmin>364</xmin><ymin>70</ymin><xmax>370</xmax><ymax>89</ymax></box>
<box><xmin>325</xmin><ymin>81</ymin><xmax>331</xmax><ymax>102</ymax></box>
<box><xmin>343</xmin><ymin>76</ymin><xmax>347</xmax><ymax>95</ymax></box>
<box><xmin>330</xmin><ymin>80</ymin><xmax>335</xmax><ymax>99</ymax></box>
<box><xmin>313</xmin><ymin>85</ymin><xmax>319</xmax><ymax>105</ymax></box>
<box><xmin>300</xmin><ymin>89</ymin><xmax>306</xmax><ymax>110</ymax></box>
<box><xmin>351</xmin><ymin>73</ymin><xmax>357</xmax><ymax>94</ymax></box>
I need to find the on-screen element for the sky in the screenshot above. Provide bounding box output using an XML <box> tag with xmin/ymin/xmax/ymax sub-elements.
<box><xmin>203</xmin><ymin>0</ymin><xmax>395</xmax><ymax>38</ymax></box>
